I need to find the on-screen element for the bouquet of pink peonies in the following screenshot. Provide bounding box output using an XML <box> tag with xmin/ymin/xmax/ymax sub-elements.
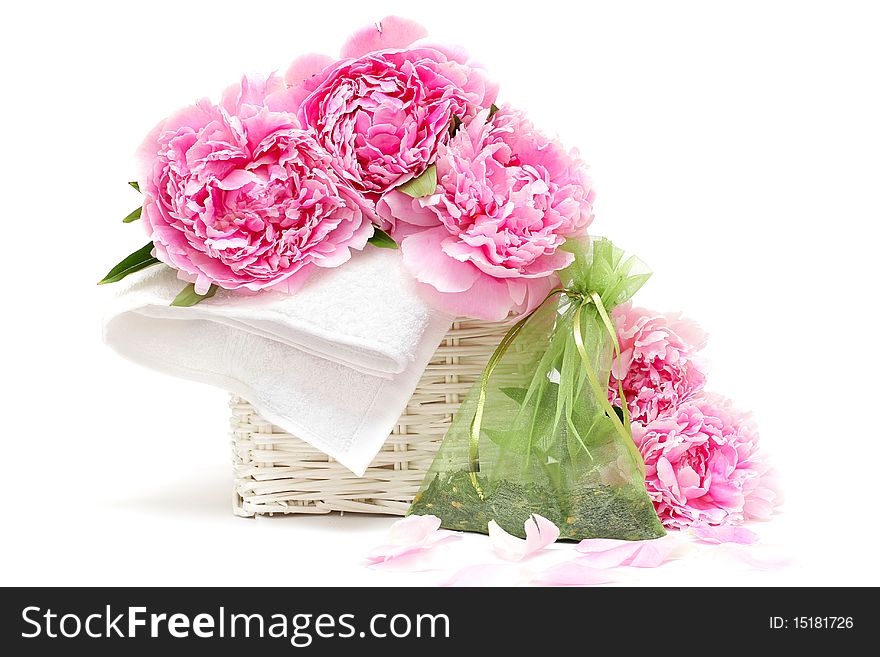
<box><xmin>99</xmin><ymin>16</ymin><xmax>586</xmax><ymax>317</ymax></box>
<box><xmin>608</xmin><ymin>307</ymin><xmax>779</xmax><ymax>530</ymax></box>
<box><xmin>100</xmin><ymin>16</ymin><xmax>775</xmax><ymax>541</ymax></box>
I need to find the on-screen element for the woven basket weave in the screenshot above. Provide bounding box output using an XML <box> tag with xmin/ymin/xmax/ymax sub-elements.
<box><xmin>230</xmin><ymin>318</ymin><xmax>511</xmax><ymax>517</ymax></box>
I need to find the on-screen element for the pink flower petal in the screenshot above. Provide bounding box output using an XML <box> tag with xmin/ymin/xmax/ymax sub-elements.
<box><xmin>520</xmin><ymin>514</ymin><xmax>562</xmax><ymax>554</ymax></box>
<box><xmin>367</xmin><ymin>547</ymin><xmax>449</xmax><ymax>573</ymax></box>
<box><xmin>340</xmin><ymin>16</ymin><xmax>428</xmax><ymax>59</ymax></box>
<box><xmin>577</xmin><ymin>544</ymin><xmax>642</xmax><ymax>568</ymax></box>
<box><xmin>656</xmin><ymin>457</ymin><xmax>684</xmax><ymax>504</ymax></box>
<box><xmin>443</xmin><ymin>240</ymin><xmax>573</xmax><ymax>281</ymax></box>
<box><xmin>285</xmin><ymin>53</ymin><xmax>335</xmax><ymax>87</ymax></box>
<box><xmin>691</xmin><ymin>523</ymin><xmax>759</xmax><ymax>545</ymax></box>
<box><xmin>407</xmin><ymin>39</ymin><xmax>470</xmax><ymax>64</ymax></box>
<box><xmin>575</xmin><ymin>538</ymin><xmax>673</xmax><ymax>568</ymax></box>
<box><xmin>488</xmin><ymin>515</ymin><xmax>560</xmax><ymax>562</ymax></box>
<box><xmin>663</xmin><ymin>312</ymin><xmax>709</xmax><ymax>350</ymax></box>
<box><xmin>743</xmin><ymin>496</ymin><xmax>775</xmax><ymax>520</ymax></box>
<box><xmin>365</xmin><ymin>515</ymin><xmax>460</xmax><ymax>572</ymax></box>
<box><xmin>387</xmin><ymin>514</ymin><xmax>442</xmax><ymax>545</ymax></box>
<box><xmin>575</xmin><ymin>538</ymin><xmax>633</xmax><ymax>554</ymax></box>
<box><xmin>512</xmin><ymin>275</ymin><xmax>562</xmax><ymax>316</ymax></box>
<box><xmin>365</xmin><ymin>532</ymin><xmax>459</xmax><ymax>564</ymax></box>
<box><xmin>531</xmin><ymin>562</ymin><xmax>617</xmax><ymax>587</ymax></box>
<box><xmin>487</xmin><ymin>522</ymin><xmax>527</xmax><ymax>561</ymax></box>
<box><xmin>219</xmin><ymin>74</ymin><xmax>285</xmax><ymax>115</ymax></box>
<box><xmin>216</xmin><ymin>169</ymin><xmax>258</xmax><ymax>190</ymax></box>
<box><xmin>413</xmin><ymin>274</ymin><xmax>514</xmax><ymax>321</ymax></box>
<box><xmin>442</xmin><ymin>563</ymin><xmax>524</xmax><ymax>587</ymax></box>
<box><xmin>376</xmin><ymin>189</ymin><xmax>439</xmax><ymax>233</ymax></box>
<box><xmin>621</xmin><ymin>543</ymin><xmax>672</xmax><ymax>568</ymax></box>
<box><xmin>401</xmin><ymin>227</ymin><xmax>480</xmax><ymax>293</ymax></box>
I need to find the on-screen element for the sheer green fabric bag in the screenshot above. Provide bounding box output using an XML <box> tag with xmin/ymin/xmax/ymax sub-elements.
<box><xmin>409</xmin><ymin>238</ymin><xmax>666</xmax><ymax>541</ymax></box>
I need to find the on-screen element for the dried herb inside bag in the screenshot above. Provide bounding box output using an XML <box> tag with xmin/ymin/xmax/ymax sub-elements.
<box><xmin>409</xmin><ymin>238</ymin><xmax>665</xmax><ymax>541</ymax></box>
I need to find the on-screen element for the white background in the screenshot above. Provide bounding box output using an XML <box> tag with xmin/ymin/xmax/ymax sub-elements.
<box><xmin>1</xmin><ymin>0</ymin><xmax>878</xmax><ymax>586</ymax></box>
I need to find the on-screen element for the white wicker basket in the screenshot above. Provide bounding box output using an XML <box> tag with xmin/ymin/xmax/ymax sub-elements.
<box><xmin>230</xmin><ymin>318</ymin><xmax>511</xmax><ymax>517</ymax></box>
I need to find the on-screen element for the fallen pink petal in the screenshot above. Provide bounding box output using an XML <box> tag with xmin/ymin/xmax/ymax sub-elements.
<box><xmin>365</xmin><ymin>515</ymin><xmax>460</xmax><ymax>572</ymax></box>
<box><xmin>386</xmin><ymin>514</ymin><xmax>445</xmax><ymax>545</ymax></box>
<box><xmin>531</xmin><ymin>561</ymin><xmax>617</xmax><ymax>587</ymax></box>
<box><xmin>691</xmin><ymin>523</ymin><xmax>760</xmax><ymax>545</ymax></box>
<box><xmin>488</xmin><ymin>514</ymin><xmax>560</xmax><ymax>561</ymax></box>
<box><xmin>575</xmin><ymin>538</ymin><xmax>674</xmax><ymax>568</ymax></box>
<box><xmin>366</xmin><ymin>547</ymin><xmax>449</xmax><ymax>573</ymax></box>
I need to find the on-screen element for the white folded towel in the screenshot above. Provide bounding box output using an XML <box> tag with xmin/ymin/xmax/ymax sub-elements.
<box><xmin>103</xmin><ymin>249</ymin><xmax>453</xmax><ymax>475</ymax></box>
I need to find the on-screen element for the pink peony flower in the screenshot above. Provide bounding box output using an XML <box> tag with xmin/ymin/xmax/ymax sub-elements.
<box><xmin>276</xmin><ymin>17</ymin><xmax>497</xmax><ymax>197</ymax></box>
<box><xmin>379</xmin><ymin>106</ymin><xmax>594</xmax><ymax>320</ymax></box>
<box><xmin>137</xmin><ymin>74</ymin><xmax>373</xmax><ymax>295</ymax></box>
<box><xmin>631</xmin><ymin>394</ymin><xmax>778</xmax><ymax>529</ymax></box>
<box><xmin>609</xmin><ymin>305</ymin><xmax>708</xmax><ymax>424</ymax></box>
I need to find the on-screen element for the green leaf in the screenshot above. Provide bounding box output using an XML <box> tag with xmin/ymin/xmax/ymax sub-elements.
<box><xmin>488</xmin><ymin>103</ymin><xmax>500</xmax><ymax>119</ymax></box>
<box><xmin>448</xmin><ymin>114</ymin><xmax>462</xmax><ymax>137</ymax></box>
<box><xmin>122</xmin><ymin>207</ymin><xmax>142</xmax><ymax>223</ymax></box>
<box><xmin>170</xmin><ymin>283</ymin><xmax>218</xmax><ymax>307</ymax></box>
<box><xmin>367</xmin><ymin>227</ymin><xmax>398</xmax><ymax>249</ymax></box>
<box><xmin>609</xmin><ymin>405</ymin><xmax>626</xmax><ymax>424</ymax></box>
<box><xmin>128</xmin><ymin>181</ymin><xmax>141</xmax><ymax>193</ymax></box>
<box><xmin>98</xmin><ymin>243</ymin><xmax>160</xmax><ymax>285</ymax></box>
<box><xmin>397</xmin><ymin>164</ymin><xmax>437</xmax><ymax>198</ymax></box>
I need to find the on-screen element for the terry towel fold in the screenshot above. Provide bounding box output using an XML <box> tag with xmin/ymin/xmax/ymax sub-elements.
<box><xmin>103</xmin><ymin>249</ymin><xmax>453</xmax><ymax>475</ymax></box>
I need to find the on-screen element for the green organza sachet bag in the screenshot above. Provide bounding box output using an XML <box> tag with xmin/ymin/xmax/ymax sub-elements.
<box><xmin>408</xmin><ymin>238</ymin><xmax>666</xmax><ymax>541</ymax></box>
